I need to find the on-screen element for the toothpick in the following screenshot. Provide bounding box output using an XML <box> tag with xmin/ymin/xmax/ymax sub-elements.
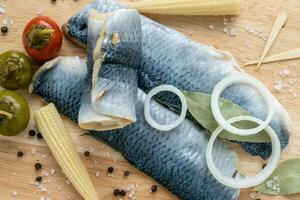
<box><xmin>256</xmin><ymin>12</ymin><xmax>288</xmax><ymax>69</ymax></box>
<box><xmin>244</xmin><ymin>47</ymin><xmax>300</xmax><ymax>66</ymax></box>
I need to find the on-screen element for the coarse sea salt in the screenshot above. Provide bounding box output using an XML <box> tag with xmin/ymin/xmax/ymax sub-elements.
<box><xmin>96</xmin><ymin>171</ymin><xmax>100</xmax><ymax>177</ymax></box>
<box><xmin>0</xmin><ymin>6</ymin><xmax>6</xmax><ymax>14</ymax></box>
<box><xmin>281</xmin><ymin>69</ymin><xmax>290</xmax><ymax>78</ymax></box>
<box><xmin>31</xmin><ymin>148</ymin><xmax>37</xmax><ymax>154</ymax></box>
<box><xmin>273</xmin><ymin>81</ymin><xmax>283</xmax><ymax>92</ymax></box>
<box><xmin>50</xmin><ymin>169</ymin><xmax>56</xmax><ymax>175</ymax></box>
<box><xmin>12</xmin><ymin>191</ymin><xmax>18</xmax><ymax>197</ymax></box>
<box><xmin>2</xmin><ymin>19</ymin><xmax>7</xmax><ymax>25</ymax></box>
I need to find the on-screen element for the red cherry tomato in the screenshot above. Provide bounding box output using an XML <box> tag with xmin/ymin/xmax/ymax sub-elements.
<box><xmin>22</xmin><ymin>16</ymin><xmax>62</xmax><ymax>61</ymax></box>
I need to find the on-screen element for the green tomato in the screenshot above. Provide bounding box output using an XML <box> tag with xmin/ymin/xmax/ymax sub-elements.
<box><xmin>0</xmin><ymin>90</ymin><xmax>30</xmax><ymax>136</ymax></box>
<box><xmin>0</xmin><ymin>50</ymin><xmax>33</xmax><ymax>90</ymax></box>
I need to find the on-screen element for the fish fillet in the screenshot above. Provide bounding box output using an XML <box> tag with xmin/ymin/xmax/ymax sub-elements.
<box><xmin>31</xmin><ymin>56</ymin><xmax>239</xmax><ymax>200</ymax></box>
<box><xmin>78</xmin><ymin>9</ymin><xmax>142</xmax><ymax>131</ymax></box>
<box><xmin>63</xmin><ymin>0</ymin><xmax>291</xmax><ymax>159</ymax></box>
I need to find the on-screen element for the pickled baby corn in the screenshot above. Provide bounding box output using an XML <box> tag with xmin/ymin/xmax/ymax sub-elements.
<box><xmin>127</xmin><ymin>0</ymin><xmax>241</xmax><ymax>16</ymax></box>
<box><xmin>35</xmin><ymin>103</ymin><xmax>99</xmax><ymax>200</ymax></box>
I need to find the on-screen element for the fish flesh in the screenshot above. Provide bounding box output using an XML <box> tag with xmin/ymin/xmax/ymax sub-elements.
<box><xmin>31</xmin><ymin>56</ymin><xmax>239</xmax><ymax>200</ymax></box>
<box><xmin>63</xmin><ymin>0</ymin><xmax>291</xmax><ymax>159</ymax></box>
<box><xmin>78</xmin><ymin>9</ymin><xmax>142</xmax><ymax>131</ymax></box>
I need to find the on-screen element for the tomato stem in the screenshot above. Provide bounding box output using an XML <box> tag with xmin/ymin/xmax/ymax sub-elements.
<box><xmin>27</xmin><ymin>24</ymin><xmax>54</xmax><ymax>49</ymax></box>
<box><xmin>0</xmin><ymin>109</ymin><xmax>13</xmax><ymax>120</ymax></box>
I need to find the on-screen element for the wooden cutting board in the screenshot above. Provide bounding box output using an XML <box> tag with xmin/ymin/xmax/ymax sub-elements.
<box><xmin>0</xmin><ymin>0</ymin><xmax>299</xmax><ymax>199</ymax></box>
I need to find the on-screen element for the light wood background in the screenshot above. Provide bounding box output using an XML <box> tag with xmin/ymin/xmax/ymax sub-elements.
<box><xmin>0</xmin><ymin>0</ymin><xmax>300</xmax><ymax>199</ymax></box>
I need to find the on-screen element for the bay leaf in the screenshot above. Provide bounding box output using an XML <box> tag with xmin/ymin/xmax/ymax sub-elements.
<box><xmin>255</xmin><ymin>158</ymin><xmax>300</xmax><ymax>195</ymax></box>
<box><xmin>182</xmin><ymin>91</ymin><xmax>270</xmax><ymax>143</ymax></box>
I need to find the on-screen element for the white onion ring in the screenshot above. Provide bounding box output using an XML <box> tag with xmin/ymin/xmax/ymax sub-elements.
<box><xmin>206</xmin><ymin>116</ymin><xmax>281</xmax><ymax>188</ymax></box>
<box><xmin>211</xmin><ymin>73</ymin><xmax>275</xmax><ymax>136</ymax></box>
<box><xmin>144</xmin><ymin>85</ymin><xmax>187</xmax><ymax>131</ymax></box>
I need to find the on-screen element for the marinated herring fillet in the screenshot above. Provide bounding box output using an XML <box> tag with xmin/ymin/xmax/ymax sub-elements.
<box><xmin>63</xmin><ymin>0</ymin><xmax>291</xmax><ymax>159</ymax></box>
<box><xmin>31</xmin><ymin>56</ymin><xmax>239</xmax><ymax>200</ymax></box>
<box><xmin>78</xmin><ymin>9</ymin><xmax>141</xmax><ymax>131</ymax></box>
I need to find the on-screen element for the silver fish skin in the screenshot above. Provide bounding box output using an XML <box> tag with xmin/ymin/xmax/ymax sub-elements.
<box><xmin>31</xmin><ymin>56</ymin><xmax>239</xmax><ymax>200</ymax></box>
<box><xmin>63</xmin><ymin>0</ymin><xmax>291</xmax><ymax>159</ymax></box>
<box><xmin>78</xmin><ymin>9</ymin><xmax>142</xmax><ymax>131</ymax></box>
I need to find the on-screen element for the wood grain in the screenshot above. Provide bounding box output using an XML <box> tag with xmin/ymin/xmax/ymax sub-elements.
<box><xmin>0</xmin><ymin>0</ymin><xmax>299</xmax><ymax>199</ymax></box>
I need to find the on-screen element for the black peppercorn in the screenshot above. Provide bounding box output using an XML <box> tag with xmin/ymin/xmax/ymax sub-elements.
<box><xmin>37</xmin><ymin>133</ymin><xmax>43</xmax><ymax>139</ymax></box>
<box><xmin>1</xmin><ymin>26</ymin><xmax>8</xmax><ymax>34</ymax></box>
<box><xmin>84</xmin><ymin>151</ymin><xmax>90</xmax><ymax>157</ymax></box>
<box><xmin>120</xmin><ymin>190</ymin><xmax>126</xmax><ymax>196</ymax></box>
<box><xmin>113</xmin><ymin>189</ymin><xmax>120</xmax><ymax>196</ymax></box>
<box><xmin>108</xmin><ymin>167</ymin><xmax>114</xmax><ymax>173</ymax></box>
<box><xmin>35</xmin><ymin>176</ymin><xmax>42</xmax><ymax>182</ymax></box>
<box><xmin>17</xmin><ymin>151</ymin><xmax>23</xmax><ymax>157</ymax></box>
<box><xmin>151</xmin><ymin>185</ymin><xmax>158</xmax><ymax>193</ymax></box>
<box><xmin>34</xmin><ymin>162</ymin><xmax>42</xmax><ymax>170</ymax></box>
<box><xmin>29</xmin><ymin>130</ymin><xmax>36</xmax><ymax>137</ymax></box>
<box><xmin>124</xmin><ymin>171</ymin><xmax>130</xmax><ymax>177</ymax></box>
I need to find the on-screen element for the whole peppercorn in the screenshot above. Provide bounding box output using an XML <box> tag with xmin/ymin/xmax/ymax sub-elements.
<box><xmin>17</xmin><ymin>151</ymin><xmax>24</xmax><ymax>157</ymax></box>
<box><xmin>34</xmin><ymin>162</ymin><xmax>42</xmax><ymax>170</ymax></box>
<box><xmin>151</xmin><ymin>185</ymin><xmax>158</xmax><ymax>193</ymax></box>
<box><xmin>107</xmin><ymin>167</ymin><xmax>114</xmax><ymax>174</ymax></box>
<box><xmin>113</xmin><ymin>189</ymin><xmax>120</xmax><ymax>196</ymax></box>
<box><xmin>1</xmin><ymin>26</ymin><xmax>8</xmax><ymax>34</ymax></box>
<box><xmin>37</xmin><ymin>133</ymin><xmax>43</xmax><ymax>139</ymax></box>
<box><xmin>84</xmin><ymin>151</ymin><xmax>90</xmax><ymax>157</ymax></box>
<box><xmin>35</xmin><ymin>176</ymin><xmax>42</xmax><ymax>182</ymax></box>
<box><xmin>28</xmin><ymin>130</ymin><xmax>36</xmax><ymax>137</ymax></box>
<box><xmin>120</xmin><ymin>190</ymin><xmax>126</xmax><ymax>196</ymax></box>
<box><xmin>124</xmin><ymin>171</ymin><xmax>130</xmax><ymax>177</ymax></box>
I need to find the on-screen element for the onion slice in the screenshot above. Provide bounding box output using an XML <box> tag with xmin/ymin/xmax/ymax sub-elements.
<box><xmin>211</xmin><ymin>73</ymin><xmax>275</xmax><ymax>136</ymax></box>
<box><xmin>206</xmin><ymin>116</ymin><xmax>281</xmax><ymax>189</ymax></box>
<box><xmin>144</xmin><ymin>85</ymin><xmax>187</xmax><ymax>131</ymax></box>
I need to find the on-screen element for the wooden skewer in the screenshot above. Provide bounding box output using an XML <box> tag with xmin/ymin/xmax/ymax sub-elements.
<box><xmin>244</xmin><ymin>48</ymin><xmax>300</xmax><ymax>66</ymax></box>
<box><xmin>256</xmin><ymin>12</ymin><xmax>288</xmax><ymax>69</ymax></box>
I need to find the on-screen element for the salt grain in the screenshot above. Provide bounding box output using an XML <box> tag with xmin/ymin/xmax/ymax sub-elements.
<box><xmin>208</xmin><ymin>25</ymin><xmax>214</xmax><ymax>30</ymax></box>
<box><xmin>230</xmin><ymin>29</ymin><xmax>238</xmax><ymax>37</ymax></box>
<box><xmin>96</xmin><ymin>171</ymin><xmax>100</xmax><ymax>177</ymax></box>
<box><xmin>50</xmin><ymin>169</ymin><xmax>56</xmax><ymax>175</ymax></box>
<box><xmin>223</xmin><ymin>27</ymin><xmax>229</xmax><ymax>33</ymax></box>
<box><xmin>10</xmin><ymin>19</ymin><xmax>14</xmax><ymax>25</ymax></box>
<box><xmin>31</xmin><ymin>148</ymin><xmax>37</xmax><ymax>154</ymax></box>
<box><xmin>273</xmin><ymin>81</ymin><xmax>283</xmax><ymax>92</ymax></box>
<box><xmin>11</xmin><ymin>172</ymin><xmax>17</xmax><ymax>176</ymax></box>
<box><xmin>39</xmin><ymin>184</ymin><xmax>47</xmax><ymax>192</ymax></box>
<box><xmin>12</xmin><ymin>191</ymin><xmax>18</xmax><ymax>197</ymax></box>
<box><xmin>37</xmin><ymin>10</ymin><xmax>44</xmax><ymax>15</ymax></box>
<box><xmin>2</xmin><ymin>19</ymin><xmax>7</xmax><ymax>26</ymax></box>
<box><xmin>40</xmin><ymin>197</ymin><xmax>46</xmax><ymax>200</ymax></box>
<box><xmin>266</xmin><ymin>180</ymin><xmax>274</xmax><ymax>188</ymax></box>
<box><xmin>57</xmin><ymin>187</ymin><xmax>62</xmax><ymax>191</ymax></box>
<box><xmin>281</xmin><ymin>69</ymin><xmax>290</xmax><ymax>78</ymax></box>
<box><xmin>43</xmin><ymin>172</ymin><xmax>50</xmax><ymax>177</ymax></box>
<box><xmin>0</xmin><ymin>6</ymin><xmax>6</xmax><ymax>14</ymax></box>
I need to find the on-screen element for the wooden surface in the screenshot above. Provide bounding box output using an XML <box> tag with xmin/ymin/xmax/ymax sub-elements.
<box><xmin>0</xmin><ymin>0</ymin><xmax>300</xmax><ymax>199</ymax></box>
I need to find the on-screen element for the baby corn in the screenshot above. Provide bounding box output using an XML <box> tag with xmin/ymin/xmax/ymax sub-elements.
<box><xmin>35</xmin><ymin>103</ymin><xmax>99</xmax><ymax>200</ymax></box>
<box><xmin>127</xmin><ymin>0</ymin><xmax>241</xmax><ymax>16</ymax></box>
